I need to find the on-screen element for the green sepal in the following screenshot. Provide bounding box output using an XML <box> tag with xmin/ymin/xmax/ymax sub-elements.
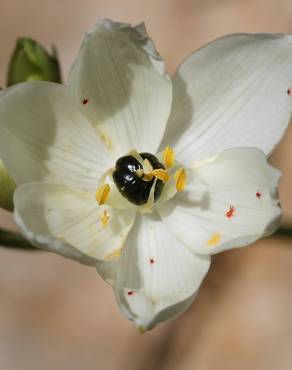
<box><xmin>7</xmin><ymin>37</ymin><xmax>62</xmax><ymax>86</ymax></box>
<box><xmin>0</xmin><ymin>160</ymin><xmax>16</xmax><ymax>211</ymax></box>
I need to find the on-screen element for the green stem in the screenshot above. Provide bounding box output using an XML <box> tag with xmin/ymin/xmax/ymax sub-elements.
<box><xmin>0</xmin><ymin>228</ymin><xmax>36</xmax><ymax>250</ymax></box>
<box><xmin>275</xmin><ymin>225</ymin><xmax>292</xmax><ymax>239</ymax></box>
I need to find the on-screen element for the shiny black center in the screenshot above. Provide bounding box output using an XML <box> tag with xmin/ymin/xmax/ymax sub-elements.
<box><xmin>112</xmin><ymin>152</ymin><xmax>165</xmax><ymax>206</ymax></box>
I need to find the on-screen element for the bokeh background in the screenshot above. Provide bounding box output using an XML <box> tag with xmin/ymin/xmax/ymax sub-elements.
<box><xmin>1</xmin><ymin>0</ymin><xmax>292</xmax><ymax>369</ymax></box>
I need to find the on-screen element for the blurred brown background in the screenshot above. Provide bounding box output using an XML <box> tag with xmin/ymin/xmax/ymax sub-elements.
<box><xmin>1</xmin><ymin>0</ymin><xmax>292</xmax><ymax>369</ymax></box>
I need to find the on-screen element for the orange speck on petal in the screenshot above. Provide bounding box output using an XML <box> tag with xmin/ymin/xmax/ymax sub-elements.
<box><xmin>226</xmin><ymin>205</ymin><xmax>235</xmax><ymax>219</ymax></box>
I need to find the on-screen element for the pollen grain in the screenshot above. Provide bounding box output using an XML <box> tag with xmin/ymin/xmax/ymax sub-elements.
<box><xmin>105</xmin><ymin>248</ymin><xmax>122</xmax><ymax>261</ymax></box>
<box><xmin>207</xmin><ymin>233</ymin><xmax>221</xmax><ymax>247</ymax></box>
<box><xmin>99</xmin><ymin>131</ymin><xmax>112</xmax><ymax>150</ymax></box>
<box><xmin>100</xmin><ymin>210</ymin><xmax>110</xmax><ymax>227</ymax></box>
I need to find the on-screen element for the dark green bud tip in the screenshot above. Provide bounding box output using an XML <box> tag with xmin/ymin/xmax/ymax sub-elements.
<box><xmin>7</xmin><ymin>38</ymin><xmax>62</xmax><ymax>86</ymax></box>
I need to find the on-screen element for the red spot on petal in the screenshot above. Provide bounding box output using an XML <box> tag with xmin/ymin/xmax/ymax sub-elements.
<box><xmin>287</xmin><ymin>89</ymin><xmax>291</xmax><ymax>96</ymax></box>
<box><xmin>256</xmin><ymin>191</ymin><xmax>262</xmax><ymax>199</ymax></box>
<box><xmin>82</xmin><ymin>98</ymin><xmax>89</xmax><ymax>105</ymax></box>
<box><xmin>149</xmin><ymin>258</ymin><xmax>155</xmax><ymax>264</ymax></box>
<box><xmin>127</xmin><ymin>291</ymin><xmax>134</xmax><ymax>296</ymax></box>
<box><xmin>225</xmin><ymin>205</ymin><xmax>235</xmax><ymax>219</ymax></box>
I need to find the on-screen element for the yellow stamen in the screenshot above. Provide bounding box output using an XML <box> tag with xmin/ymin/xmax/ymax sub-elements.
<box><xmin>163</xmin><ymin>146</ymin><xmax>175</xmax><ymax>168</ymax></box>
<box><xmin>100</xmin><ymin>210</ymin><xmax>110</xmax><ymax>227</ymax></box>
<box><xmin>143</xmin><ymin>173</ymin><xmax>154</xmax><ymax>182</ymax></box>
<box><xmin>175</xmin><ymin>168</ymin><xmax>186</xmax><ymax>192</ymax></box>
<box><xmin>152</xmin><ymin>169</ymin><xmax>170</xmax><ymax>183</ymax></box>
<box><xmin>207</xmin><ymin>233</ymin><xmax>221</xmax><ymax>247</ymax></box>
<box><xmin>96</xmin><ymin>184</ymin><xmax>110</xmax><ymax>205</ymax></box>
<box><xmin>105</xmin><ymin>248</ymin><xmax>122</xmax><ymax>261</ymax></box>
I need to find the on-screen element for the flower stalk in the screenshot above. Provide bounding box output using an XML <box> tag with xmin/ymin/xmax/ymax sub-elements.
<box><xmin>0</xmin><ymin>227</ymin><xmax>36</xmax><ymax>250</ymax></box>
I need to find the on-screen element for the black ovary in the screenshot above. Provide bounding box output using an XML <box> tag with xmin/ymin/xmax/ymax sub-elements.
<box><xmin>112</xmin><ymin>153</ymin><xmax>165</xmax><ymax>206</ymax></box>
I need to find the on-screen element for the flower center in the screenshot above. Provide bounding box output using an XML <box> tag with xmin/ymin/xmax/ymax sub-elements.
<box><xmin>112</xmin><ymin>152</ymin><xmax>166</xmax><ymax>205</ymax></box>
<box><xmin>95</xmin><ymin>146</ymin><xmax>187</xmax><ymax>211</ymax></box>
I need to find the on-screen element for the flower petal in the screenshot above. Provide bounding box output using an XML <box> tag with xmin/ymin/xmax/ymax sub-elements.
<box><xmin>162</xmin><ymin>33</ymin><xmax>292</xmax><ymax>165</ymax></box>
<box><xmin>68</xmin><ymin>19</ymin><xmax>172</xmax><ymax>157</ymax></box>
<box><xmin>97</xmin><ymin>213</ymin><xmax>210</xmax><ymax>330</ymax></box>
<box><xmin>0</xmin><ymin>81</ymin><xmax>110</xmax><ymax>191</ymax></box>
<box><xmin>14</xmin><ymin>182</ymin><xmax>136</xmax><ymax>264</ymax></box>
<box><xmin>158</xmin><ymin>148</ymin><xmax>281</xmax><ymax>255</ymax></box>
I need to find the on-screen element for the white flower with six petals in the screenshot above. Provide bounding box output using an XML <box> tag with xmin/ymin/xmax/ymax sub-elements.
<box><xmin>0</xmin><ymin>19</ymin><xmax>291</xmax><ymax>331</ymax></box>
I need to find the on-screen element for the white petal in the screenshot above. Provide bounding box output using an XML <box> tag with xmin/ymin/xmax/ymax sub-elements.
<box><xmin>68</xmin><ymin>19</ymin><xmax>172</xmax><ymax>157</ymax></box>
<box><xmin>162</xmin><ymin>33</ymin><xmax>292</xmax><ymax>165</ymax></box>
<box><xmin>158</xmin><ymin>148</ymin><xmax>281</xmax><ymax>255</ymax></box>
<box><xmin>0</xmin><ymin>82</ymin><xmax>111</xmax><ymax>192</ymax></box>
<box><xmin>14</xmin><ymin>182</ymin><xmax>136</xmax><ymax>264</ymax></box>
<box><xmin>97</xmin><ymin>213</ymin><xmax>210</xmax><ymax>330</ymax></box>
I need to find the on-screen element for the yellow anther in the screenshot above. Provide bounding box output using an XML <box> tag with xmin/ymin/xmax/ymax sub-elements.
<box><xmin>96</xmin><ymin>184</ymin><xmax>110</xmax><ymax>205</ymax></box>
<box><xmin>163</xmin><ymin>146</ymin><xmax>175</xmax><ymax>168</ymax></box>
<box><xmin>207</xmin><ymin>233</ymin><xmax>222</xmax><ymax>247</ymax></box>
<box><xmin>175</xmin><ymin>168</ymin><xmax>186</xmax><ymax>192</ymax></box>
<box><xmin>152</xmin><ymin>169</ymin><xmax>170</xmax><ymax>183</ymax></box>
<box><xmin>100</xmin><ymin>210</ymin><xmax>110</xmax><ymax>227</ymax></box>
<box><xmin>143</xmin><ymin>173</ymin><xmax>154</xmax><ymax>182</ymax></box>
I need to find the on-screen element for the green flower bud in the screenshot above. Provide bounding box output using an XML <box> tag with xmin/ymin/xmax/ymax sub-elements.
<box><xmin>0</xmin><ymin>159</ymin><xmax>16</xmax><ymax>211</ymax></box>
<box><xmin>7</xmin><ymin>38</ymin><xmax>61</xmax><ymax>86</ymax></box>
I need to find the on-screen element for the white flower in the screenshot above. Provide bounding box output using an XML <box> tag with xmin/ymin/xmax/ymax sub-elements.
<box><xmin>0</xmin><ymin>19</ymin><xmax>290</xmax><ymax>331</ymax></box>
